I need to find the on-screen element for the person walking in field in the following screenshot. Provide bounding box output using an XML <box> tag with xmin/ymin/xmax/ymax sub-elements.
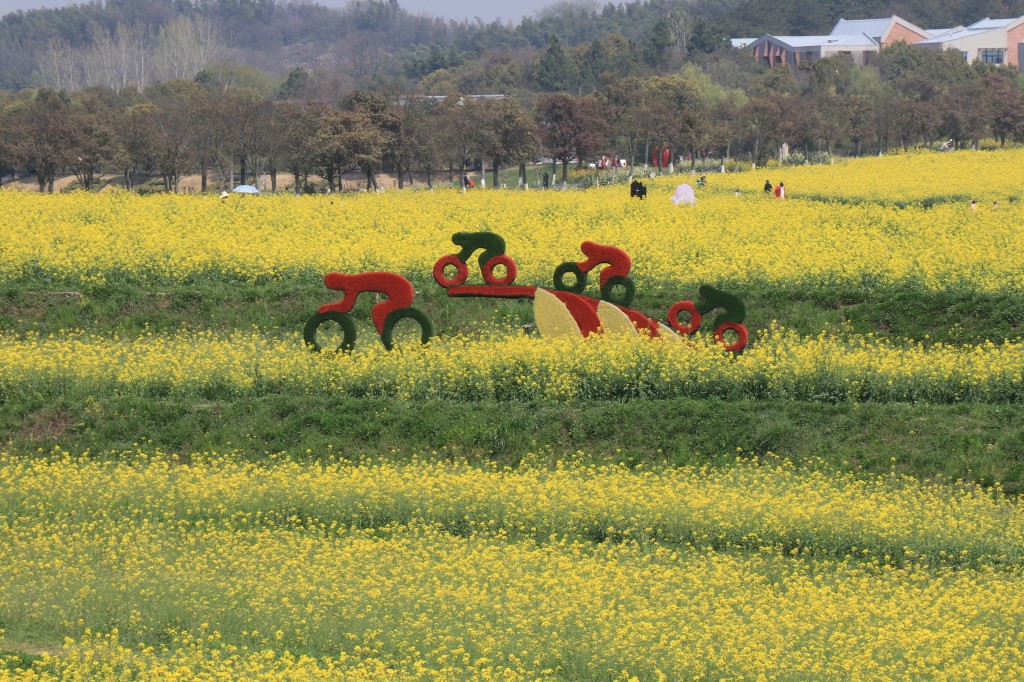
<box><xmin>774</xmin><ymin>182</ymin><xmax>785</xmax><ymax>199</ymax></box>
<box><xmin>764</xmin><ymin>179</ymin><xmax>772</xmax><ymax>194</ymax></box>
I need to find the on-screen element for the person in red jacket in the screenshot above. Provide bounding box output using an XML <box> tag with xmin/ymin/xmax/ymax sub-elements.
<box><xmin>774</xmin><ymin>182</ymin><xmax>785</xmax><ymax>199</ymax></box>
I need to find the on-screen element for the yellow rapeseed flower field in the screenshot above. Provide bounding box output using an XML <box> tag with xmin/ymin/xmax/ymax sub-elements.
<box><xmin>4</xmin><ymin>149</ymin><xmax>1024</xmax><ymax>679</ymax></box>
<box><xmin>0</xmin><ymin>326</ymin><xmax>1021</xmax><ymax>403</ymax></box>
<box><xmin>1</xmin><ymin>452</ymin><xmax>1024</xmax><ymax>679</ymax></box>
<box><xmin>0</xmin><ymin>148</ymin><xmax>1022</xmax><ymax>291</ymax></box>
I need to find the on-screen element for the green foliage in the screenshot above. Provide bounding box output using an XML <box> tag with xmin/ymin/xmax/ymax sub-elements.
<box><xmin>195</xmin><ymin>60</ymin><xmax>277</xmax><ymax>98</ymax></box>
<box><xmin>277</xmin><ymin>67</ymin><xmax>312</xmax><ymax>100</ymax></box>
<box><xmin>4</xmin><ymin>395</ymin><xmax>1024</xmax><ymax>488</ymax></box>
<box><xmin>641</xmin><ymin>18</ymin><xmax>674</xmax><ymax>68</ymax></box>
<box><xmin>4</xmin><ymin>0</ymin><xmax>1024</xmax><ymax>98</ymax></box>
<box><xmin>690</xmin><ymin>16</ymin><xmax>727</xmax><ymax>54</ymax></box>
<box><xmin>2</xmin><ymin>0</ymin><xmax>1024</xmax><ymax>192</ymax></box>
<box><xmin>536</xmin><ymin>35</ymin><xmax>574</xmax><ymax>92</ymax></box>
<box><xmin>402</xmin><ymin>43</ymin><xmax>470</xmax><ymax>81</ymax></box>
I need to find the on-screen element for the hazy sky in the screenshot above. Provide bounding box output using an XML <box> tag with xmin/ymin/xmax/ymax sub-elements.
<box><xmin>0</xmin><ymin>0</ymin><xmax>562</xmax><ymax>23</ymax></box>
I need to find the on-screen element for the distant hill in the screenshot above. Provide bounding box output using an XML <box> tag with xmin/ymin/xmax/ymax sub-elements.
<box><xmin>2</xmin><ymin>0</ymin><xmax>1022</xmax><ymax>92</ymax></box>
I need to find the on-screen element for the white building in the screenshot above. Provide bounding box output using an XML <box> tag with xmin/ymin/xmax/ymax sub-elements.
<box><xmin>830</xmin><ymin>16</ymin><xmax>931</xmax><ymax>47</ymax></box>
<box><xmin>742</xmin><ymin>16</ymin><xmax>931</xmax><ymax>68</ymax></box>
<box><xmin>746</xmin><ymin>33</ymin><xmax>880</xmax><ymax>67</ymax></box>
<box><xmin>916</xmin><ymin>17</ymin><xmax>1024</xmax><ymax>69</ymax></box>
<box><xmin>735</xmin><ymin>15</ymin><xmax>1024</xmax><ymax>71</ymax></box>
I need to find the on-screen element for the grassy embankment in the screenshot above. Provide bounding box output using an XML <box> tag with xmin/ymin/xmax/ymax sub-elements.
<box><xmin>3</xmin><ymin>276</ymin><xmax>1024</xmax><ymax>488</ymax></box>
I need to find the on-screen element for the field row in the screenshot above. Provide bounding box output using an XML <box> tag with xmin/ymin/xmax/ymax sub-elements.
<box><xmin>1</xmin><ymin>451</ymin><xmax>1019</xmax><ymax>565</ymax></box>
<box><xmin>3</xmin><ymin>529</ymin><xmax>1023</xmax><ymax>681</ymax></box>
<box><xmin>1</xmin><ymin>178</ymin><xmax>1022</xmax><ymax>291</ymax></box>
<box><xmin>2</xmin><ymin>327</ymin><xmax>1023</xmax><ymax>404</ymax></box>
<box><xmin>1</xmin><ymin>454</ymin><xmax>1024</xmax><ymax>680</ymax></box>
<box><xmin>710</xmin><ymin>148</ymin><xmax>1024</xmax><ymax>205</ymax></box>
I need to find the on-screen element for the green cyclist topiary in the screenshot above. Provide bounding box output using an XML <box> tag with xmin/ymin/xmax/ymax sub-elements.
<box><xmin>452</xmin><ymin>231</ymin><xmax>508</xmax><ymax>270</ymax></box>
<box><xmin>696</xmin><ymin>285</ymin><xmax>746</xmax><ymax>329</ymax></box>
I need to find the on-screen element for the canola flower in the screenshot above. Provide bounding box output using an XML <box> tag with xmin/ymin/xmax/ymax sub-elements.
<box><xmin>1</xmin><ymin>326</ymin><xmax>1022</xmax><ymax>404</ymax></box>
<box><xmin>702</xmin><ymin>147</ymin><xmax>1024</xmax><ymax>205</ymax></box>
<box><xmin>0</xmin><ymin>451</ymin><xmax>1019</xmax><ymax>566</ymax></box>
<box><xmin>0</xmin><ymin>148</ymin><xmax>1022</xmax><ymax>292</ymax></box>
<box><xmin>1</xmin><ymin>452</ymin><xmax>1024</xmax><ymax>680</ymax></box>
<box><xmin>4</xmin><ymin>149</ymin><xmax>1024</xmax><ymax>679</ymax></box>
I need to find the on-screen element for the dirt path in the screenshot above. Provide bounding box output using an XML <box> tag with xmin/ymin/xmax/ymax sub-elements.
<box><xmin>1</xmin><ymin>170</ymin><xmax>459</xmax><ymax>193</ymax></box>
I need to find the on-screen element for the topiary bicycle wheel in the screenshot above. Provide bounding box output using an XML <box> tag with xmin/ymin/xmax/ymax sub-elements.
<box><xmin>303</xmin><ymin>311</ymin><xmax>357</xmax><ymax>352</ymax></box>
<box><xmin>668</xmin><ymin>301</ymin><xmax>702</xmax><ymax>335</ymax></box>
<box><xmin>481</xmin><ymin>254</ymin><xmax>518</xmax><ymax>285</ymax></box>
<box><xmin>714</xmin><ymin>322</ymin><xmax>749</xmax><ymax>353</ymax></box>
<box><xmin>433</xmin><ymin>254</ymin><xmax>469</xmax><ymax>288</ymax></box>
<box><xmin>553</xmin><ymin>262</ymin><xmax>588</xmax><ymax>293</ymax></box>
<box><xmin>380</xmin><ymin>307</ymin><xmax>435</xmax><ymax>351</ymax></box>
<box><xmin>599</xmin><ymin>275</ymin><xmax>636</xmax><ymax>307</ymax></box>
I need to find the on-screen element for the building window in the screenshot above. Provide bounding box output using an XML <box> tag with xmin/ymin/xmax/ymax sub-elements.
<box><xmin>805</xmin><ymin>51</ymin><xmax>814</xmax><ymax>60</ymax></box>
<box><xmin>979</xmin><ymin>49</ymin><xmax>1005</xmax><ymax>64</ymax></box>
<box><xmin>960</xmin><ymin>51</ymin><xmax>968</xmax><ymax>60</ymax></box>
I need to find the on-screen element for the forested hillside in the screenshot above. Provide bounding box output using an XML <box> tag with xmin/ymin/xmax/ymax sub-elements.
<box><xmin>3</xmin><ymin>0</ymin><xmax>1023</xmax><ymax>93</ymax></box>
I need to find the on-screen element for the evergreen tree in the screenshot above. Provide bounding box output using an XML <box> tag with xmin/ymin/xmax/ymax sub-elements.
<box><xmin>537</xmin><ymin>35</ymin><xmax>573</xmax><ymax>92</ymax></box>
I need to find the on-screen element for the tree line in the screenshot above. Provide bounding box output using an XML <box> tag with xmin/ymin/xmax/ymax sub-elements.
<box><xmin>2</xmin><ymin>38</ymin><xmax>1023</xmax><ymax>195</ymax></box>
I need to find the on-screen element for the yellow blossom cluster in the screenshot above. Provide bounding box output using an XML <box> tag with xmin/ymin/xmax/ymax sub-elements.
<box><xmin>0</xmin><ymin>147</ymin><xmax>1022</xmax><ymax>291</ymax></box>
<box><xmin>0</xmin><ymin>451</ymin><xmax>1019</xmax><ymax>565</ymax></box>
<box><xmin>1</xmin><ymin>326</ymin><xmax>1022</xmax><ymax>403</ymax></box>
<box><xmin>705</xmin><ymin>148</ymin><xmax>1024</xmax><ymax>204</ymax></box>
<box><xmin>2</xmin><ymin>452</ymin><xmax>1024</xmax><ymax>679</ymax></box>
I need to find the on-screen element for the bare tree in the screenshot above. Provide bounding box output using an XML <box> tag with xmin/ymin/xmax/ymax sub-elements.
<box><xmin>83</xmin><ymin>24</ymin><xmax>148</xmax><ymax>92</ymax></box>
<box><xmin>37</xmin><ymin>16</ymin><xmax>221</xmax><ymax>93</ymax></box>
<box><xmin>664</xmin><ymin>7</ymin><xmax>695</xmax><ymax>65</ymax></box>
<box><xmin>152</xmin><ymin>16</ymin><xmax>224</xmax><ymax>83</ymax></box>
<box><xmin>36</xmin><ymin>38</ymin><xmax>80</xmax><ymax>92</ymax></box>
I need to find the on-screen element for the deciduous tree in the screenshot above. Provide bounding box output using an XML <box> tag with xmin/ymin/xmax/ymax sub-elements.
<box><xmin>66</xmin><ymin>89</ymin><xmax>121</xmax><ymax>190</ymax></box>
<box><xmin>343</xmin><ymin>90</ymin><xmax>396</xmax><ymax>191</ymax></box>
<box><xmin>534</xmin><ymin>92</ymin><xmax>606</xmax><ymax>182</ymax></box>
<box><xmin>6</xmin><ymin>88</ymin><xmax>73</xmax><ymax>192</ymax></box>
<box><xmin>477</xmin><ymin>98</ymin><xmax>537</xmax><ymax>188</ymax></box>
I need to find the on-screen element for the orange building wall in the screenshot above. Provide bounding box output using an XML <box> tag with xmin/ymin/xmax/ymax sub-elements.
<box><xmin>1007</xmin><ymin>23</ymin><xmax>1024</xmax><ymax>68</ymax></box>
<box><xmin>883</xmin><ymin>24</ymin><xmax>929</xmax><ymax>46</ymax></box>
